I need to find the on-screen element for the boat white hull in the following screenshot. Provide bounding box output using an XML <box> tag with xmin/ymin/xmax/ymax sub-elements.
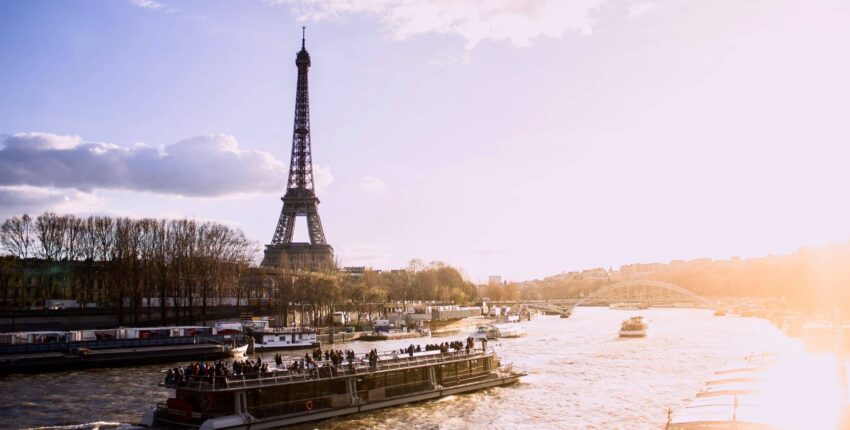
<box><xmin>195</xmin><ymin>373</ymin><xmax>524</xmax><ymax>430</ymax></box>
<box><xmin>253</xmin><ymin>341</ymin><xmax>320</xmax><ymax>352</ymax></box>
<box><xmin>619</xmin><ymin>329</ymin><xmax>647</xmax><ymax>337</ymax></box>
<box><xmin>499</xmin><ymin>333</ymin><xmax>526</xmax><ymax>338</ymax></box>
<box><xmin>230</xmin><ymin>344</ymin><xmax>249</xmax><ymax>358</ymax></box>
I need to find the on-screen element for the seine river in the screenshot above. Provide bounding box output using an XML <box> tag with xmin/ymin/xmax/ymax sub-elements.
<box><xmin>0</xmin><ymin>308</ymin><xmax>797</xmax><ymax>430</ymax></box>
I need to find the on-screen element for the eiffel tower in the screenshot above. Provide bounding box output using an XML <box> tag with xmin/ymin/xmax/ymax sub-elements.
<box><xmin>261</xmin><ymin>28</ymin><xmax>334</xmax><ymax>271</ymax></box>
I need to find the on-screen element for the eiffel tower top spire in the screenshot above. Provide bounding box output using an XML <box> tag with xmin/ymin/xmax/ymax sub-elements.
<box><xmin>288</xmin><ymin>26</ymin><xmax>314</xmax><ymax>194</ymax></box>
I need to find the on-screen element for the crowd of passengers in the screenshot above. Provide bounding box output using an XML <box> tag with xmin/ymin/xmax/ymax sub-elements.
<box><xmin>422</xmin><ymin>337</ymin><xmax>481</xmax><ymax>354</ymax></box>
<box><xmin>164</xmin><ymin>360</ymin><xmax>229</xmax><ymax>385</ymax></box>
<box><xmin>164</xmin><ymin>337</ymin><xmax>485</xmax><ymax>386</ymax></box>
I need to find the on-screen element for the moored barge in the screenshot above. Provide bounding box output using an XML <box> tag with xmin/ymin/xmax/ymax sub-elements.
<box><xmin>0</xmin><ymin>326</ymin><xmax>248</xmax><ymax>374</ymax></box>
<box><xmin>142</xmin><ymin>347</ymin><xmax>525</xmax><ymax>429</ymax></box>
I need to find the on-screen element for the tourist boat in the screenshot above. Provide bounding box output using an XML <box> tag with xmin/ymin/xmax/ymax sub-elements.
<box><xmin>668</xmin><ymin>355</ymin><xmax>773</xmax><ymax>429</ymax></box>
<box><xmin>493</xmin><ymin>323</ymin><xmax>526</xmax><ymax>338</ymax></box>
<box><xmin>666</xmin><ymin>396</ymin><xmax>772</xmax><ymax>430</ymax></box>
<box><xmin>472</xmin><ymin>324</ymin><xmax>526</xmax><ymax>340</ymax></box>
<box><xmin>472</xmin><ymin>325</ymin><xmax>497</xmax><ymax>340</ymax></box>
<box><xmin>141</xmin><ymin>347</ymin><xmax>525</xmax><ymax>429</ymax></box>
<box><xmin>619</xmin><ymin>316</ymin><xmax>648</xmax><ymax>337</ymax></box>
<box><xmin>215</xmin><ymin>320</ymin><xmax>320</xmax><ymax>352</ymax></box>
<box><xmin>250</xmin><ymin>327</ymin><xmax>320</xmax><ymax>352</ymax></box>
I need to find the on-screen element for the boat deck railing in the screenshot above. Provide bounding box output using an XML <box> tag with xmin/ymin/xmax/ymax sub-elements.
<box><xmin>159</xmin><ymin>348</ymin><xmax>502</xmax><ymax>392</ymax></box>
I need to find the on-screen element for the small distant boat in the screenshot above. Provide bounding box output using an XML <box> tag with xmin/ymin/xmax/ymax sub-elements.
<box><xmin>493</xmin><ymin>323</ymin><xmax>527</xmax><ymax>338</ymax></box>
<box><xmin>619</xmin><ymin>316</ymin><xmax>648</xmax><ymax>337</ymax></box>
<box><xmin>473</xmin><ymin>325</ymin><xmax>497</xmax><ymax>340</ymax></box>
<box><xmin>714</xmin><ymin>309</ymin><xmax>727</xmax><ymax>316</ymax></box>
<box><xmin>609</xmin><ymin>303</ymin><xmax>643</xmax><ymax>310</ymax></box>
<box><xmin>472</xmin><ymin>324</ymin><xmax>526</xmax><ymax>340</ymax></box>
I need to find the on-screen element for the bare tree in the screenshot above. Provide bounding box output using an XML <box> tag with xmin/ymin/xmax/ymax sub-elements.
<box><xmin>0</xmin><ymin>214</ymin><xmax>35</xmax><ymax>259</ymax></box>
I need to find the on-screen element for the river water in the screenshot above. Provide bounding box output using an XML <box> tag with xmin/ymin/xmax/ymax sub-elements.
<box><xmin>0</xmin><ymin>308</ymin><xmax>804</xmax><ymax>429</ymax></box>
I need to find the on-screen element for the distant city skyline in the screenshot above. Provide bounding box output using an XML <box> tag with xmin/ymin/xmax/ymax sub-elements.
<box><xmin>2</xmin><ymin>0</ymin><xmax>850</xmax><ymax>282</ymax></box>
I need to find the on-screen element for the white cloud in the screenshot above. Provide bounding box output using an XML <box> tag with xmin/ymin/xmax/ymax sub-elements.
<box><xmin>313</xmin><ymin>164</ymin><xmax>334</xmax><ymax>192</ymax></box>
<box><xmin>277</xmin><ymin>0</ymin><xmax>605</xmax><ymax>49</ymax></box>
<box><xmin>0</xmin><ymin>185</ymin><xmax>101</xmax><ymax>218</ymax></box>
<box><xmin>358</xmin><ymin>176</ymin><xmax>387</xmax><ymax>191</ymax></box>
<box><xmin>129</xmin><ymin>0</ymin><xmax>176</xmax><ymax>13</ymax></box>
<box><xmin>0</xmin><ymin>132</ymin><xmax>325</xmax><ymax>197</ymax></box>
<box><xmin>627</xmin><ymin>3</ymin><xmax>656</xmax><ymax>20</ymax></box>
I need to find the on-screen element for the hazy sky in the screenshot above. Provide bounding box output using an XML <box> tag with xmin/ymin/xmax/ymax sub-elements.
<box><xmin>1</xmin><ymin>0</ymin><xmax>849</xmax><ymax>281</ymax></box>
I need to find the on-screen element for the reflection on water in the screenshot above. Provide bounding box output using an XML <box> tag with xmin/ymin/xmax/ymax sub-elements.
<box><xmin>0</xmin><ymin>308</ymin><xmax>842</xmax><ymax>430</ymax></box>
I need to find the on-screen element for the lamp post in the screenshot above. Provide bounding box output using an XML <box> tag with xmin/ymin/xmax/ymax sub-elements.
<box><xmin>329</xmin><ymin>301</ymin><xmax>335</xmax><ymax>345</ymax></box>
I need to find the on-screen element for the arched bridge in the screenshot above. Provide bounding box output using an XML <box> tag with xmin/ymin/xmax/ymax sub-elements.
<box><xmin>572</xmin><ymin>280</ymin><xmax>717</xmax><ymax>309</ymax></box>
<box><xmin>501</xmin><ymin>281</ymin><xmax>783</xmax><ymax>316</ymax></box>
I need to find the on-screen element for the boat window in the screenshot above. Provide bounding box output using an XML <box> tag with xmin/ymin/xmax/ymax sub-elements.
<box><xmin>330</xmin><ymin>378</ymin><xmax>347</xmax><ymax>394</ymax></box>
<box><xmin>279</xmin><ymin>336</ymin><xmax>286</xmax><ymax>341</ymax></box>
<box><xmin>385</xmin><ymin>371</ymin><xmax>403</xmax><ymax>389</ymax></box>
<box><xmin>405</xmin><ymin>367</ymin><xmax>426</xmax><ymax>383</ymax></box>
<box><xmin>314</xmin><ymin>380</ymin><xmax>330</xmax><ymax>396</ymax></box>
<box><xmin>289</xmin><ymin>381</ymin><xmax>315</xmax><ymax>401</ymax></box>
<box><xmin>258</xmin><ymin>386</ymin><xmax>288</xmax><ymax>405</ymax></box>
<box><xmin>368</xmin><ymin>374</ymin><xmax>385</xmax><ymax>389</ymax></box>
<box><xmin>440</xmin><ymin>363</ymin><xmax>456</xmax><ymax>382</ymax></box>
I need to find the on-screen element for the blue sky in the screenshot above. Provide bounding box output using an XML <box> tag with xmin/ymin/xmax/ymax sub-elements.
<box><xmin>2</xmin><ymin>0</ymin><xmax>850</xmax><ymax>281</ymax></box>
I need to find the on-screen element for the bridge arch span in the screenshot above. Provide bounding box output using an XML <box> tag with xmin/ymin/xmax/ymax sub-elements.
<box><xmin>573</xmin><ymin>280</ymin><xmax>715</xmax><ymax>308</ymax></box>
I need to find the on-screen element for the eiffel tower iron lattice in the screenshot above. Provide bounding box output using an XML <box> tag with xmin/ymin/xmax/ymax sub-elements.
<box><xmin>261</xmin><ymin>28</ymin><xmax>334</xmax><ymax>270</ymax></box>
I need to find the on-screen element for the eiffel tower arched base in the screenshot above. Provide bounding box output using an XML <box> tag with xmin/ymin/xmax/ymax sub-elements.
<box><xmin>261</xmin><ymin>243</ymin><xmax>334</xmax><ymax>272</ymax></box>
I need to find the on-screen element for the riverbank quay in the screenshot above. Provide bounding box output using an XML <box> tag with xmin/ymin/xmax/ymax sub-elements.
<box><xmin>0</xmin><ymin>335</ymin><xmax>245</xmax><ymax>375</ymax></box>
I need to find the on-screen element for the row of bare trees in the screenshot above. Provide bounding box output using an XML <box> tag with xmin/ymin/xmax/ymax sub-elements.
<box><xmin>1</xmin><ymin>213</ymin><xmax>482</xmax><ymax>329</ymax></box>
<box><xmin>0</xmin><ymin>212</ymin><xmax>258</xmax><ymax>325</ymax></box>
<box><xmin>353</xmin><ymin>260</ymin><xmax>478</xmax><ymax>305</ymax></box>
<box><xmin>267</xmin><ymin>261</ymin><xmax>479</xmax><ymax>330</ymax></box>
